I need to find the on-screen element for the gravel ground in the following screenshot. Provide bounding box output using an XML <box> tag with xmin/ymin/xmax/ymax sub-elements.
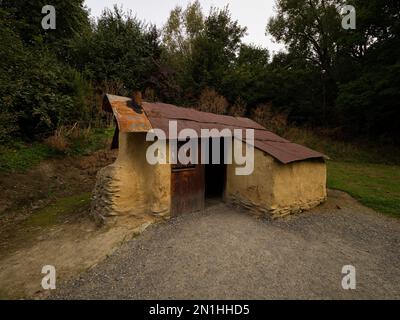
<box><xmin>51</xmin><ymin>190</ymin><xmax>400</xmax><ymax>299</ymax></box>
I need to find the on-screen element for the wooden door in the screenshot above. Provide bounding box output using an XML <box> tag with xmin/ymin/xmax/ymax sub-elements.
<box><xmin>171</xmin><ymin>164</ymin><xmax>205</xmax><ymax>217</ymax></box>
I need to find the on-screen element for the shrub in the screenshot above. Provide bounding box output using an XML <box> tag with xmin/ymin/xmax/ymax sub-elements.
<box><xmin>43</xmin><ymin>124</ymin><xmax>113</xmax><ymax>156</ymax></box>
<box><xmin>44</xmin><ymin>127</ymin><xmax>71</xmax><ymax>153</ymax></box>
<box><xmin>197</xmin><ymin>87</ymin><xmax>228</xmax><ymax>114</ymax></box>
<box><xmin>229</xmin><ymin>97</ymin><xmax>247</xmax><ymax>117</ymax></box>
<box><xmin>0</xmin><ymin>111</ymin><xmax>18</xmax><ymax>144</ymax></box>
<box><xmin>251</xmin><ymin>103</ymin><xmax>288</xmax><ymax>135</ymax></box>
<box><xmin>143</xmin><ymin>87</ymin><xmax>158</xmax><ymax>102</ymax></box>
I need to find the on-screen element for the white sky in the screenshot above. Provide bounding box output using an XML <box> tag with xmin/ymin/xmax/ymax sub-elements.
<box><xmin>84</xmin><ymin>0</ymin><xmax>285</xmax><ymax>54</ymax></box>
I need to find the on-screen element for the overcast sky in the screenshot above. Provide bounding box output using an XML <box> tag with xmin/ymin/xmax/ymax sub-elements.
<box><xmin>84</xmin><ymin>0</ymin><xmax>285</xmax><ymax>54</ymax></box>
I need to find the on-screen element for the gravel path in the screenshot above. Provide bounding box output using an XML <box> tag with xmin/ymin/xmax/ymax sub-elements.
<box><xmin>52</xmin><ymin>190</ymin><xmax>400</xmax><ymax>299</ymax></box>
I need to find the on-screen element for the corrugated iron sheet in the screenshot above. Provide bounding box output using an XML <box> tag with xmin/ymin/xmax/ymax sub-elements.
<box><xmin>105</xmin><ymin>94</ymin><xmax>152</xmax><ymax>132</ymax></box>
<box><xmin>104</xmin><ymin>94</ymin><xmax>327</xmax><ymax>164</ymax></box>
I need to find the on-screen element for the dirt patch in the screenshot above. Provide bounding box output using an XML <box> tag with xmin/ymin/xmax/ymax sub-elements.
<box><xmin>0</xmin><ymin>213</ymin><xmax>154</xmax><ymax>299</ymax></box>
<box><xmin>0</xmin><ymin>149</ymin><xmax>117</xmax><ymax>227</ymax></box>
<box><xmin>0</xmin><ymin>149</ymin><xmax>118</xmax><ymax>254</ymax></box>
<box><xmin>0</xmin><ymin>148</ymin><xmax>154</xmax><ymax>299</ymax></box>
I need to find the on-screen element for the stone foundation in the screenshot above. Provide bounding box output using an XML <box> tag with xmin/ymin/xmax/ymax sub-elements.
<box><xmin>227</xmin><ymin>192</ymin><xmax>327</xmax><ymax>218</ymax></box>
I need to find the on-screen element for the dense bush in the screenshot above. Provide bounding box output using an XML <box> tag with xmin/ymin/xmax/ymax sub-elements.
<box><xmin>0</xmin><ymin>0</ymin><xmax>399</xmax><ymax>146</ymax></box>
<box><xmin>0</xmin><ymin>30</ymin><xmax>91</xmax><ymax>139</ymax></box>
<box><xmin>0</xmin><ymin>3</ymin><xmax>92</xmax><ymax>142</ymax></box>
<box><xmin>197</xmin><ymin>88</ymin><xmax>229</xmax><ymax>115</ymax></box>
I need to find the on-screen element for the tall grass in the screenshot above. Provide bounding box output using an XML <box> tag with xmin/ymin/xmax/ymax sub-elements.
<box><xmin>0</xmin><ymin>126</ymin><xmax>114</xmax><ymax>173</ymax></box>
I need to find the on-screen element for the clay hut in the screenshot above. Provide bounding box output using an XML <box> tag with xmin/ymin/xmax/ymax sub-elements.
<box><xmin>92</xmin><ymin>94</ymin><xmax>327</xmax><ymax>223</ymax></box>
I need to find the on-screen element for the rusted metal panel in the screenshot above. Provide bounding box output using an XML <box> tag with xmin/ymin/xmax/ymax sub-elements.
<box><xmin>171</xmin><ymin>164</ymin><xmax>205</xmax><ymax>217</ymax></box>
<box><xmin>254</xmin><ymin>129</ymin><xmax>289</xmax><ymax>143</ymax></box>
<box><xmin>143</xmin><ymin>102</ymin><xmax>264</xmax><ymax>129</ymax></box>
<box><xmin>103</xmin><ymin>94</ymin><xmax>327</xmax><ymax>164</ymax></box>
<box><xmin>105</xmin><ymin>94</ymin><xmax>152</xmax><ymax>132</ymax></box>
<box><xmin>254</xmin><ymin>140</ymin><xmax>326</xmax><ymax>164</ymax></box>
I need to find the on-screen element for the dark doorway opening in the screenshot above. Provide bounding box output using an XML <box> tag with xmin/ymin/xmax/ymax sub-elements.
<box><xmin>204</xmin><ymin>138</ymin><xmax>227</xmax><ymax>200</ymax></box>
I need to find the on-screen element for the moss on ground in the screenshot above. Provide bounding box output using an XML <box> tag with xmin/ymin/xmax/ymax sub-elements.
<box><xmin>25</xmin><ymin>193</ymin><xmax>91</xmax><ymax>227</ymax></box>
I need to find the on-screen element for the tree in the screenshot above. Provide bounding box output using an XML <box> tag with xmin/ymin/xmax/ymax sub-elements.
<box><xmin>1</xmin><ymin>0</ymin><xmax>90</xmax><ymax>51</ymax></box>
<box><xmin>69</xmin><ymin>6</ymin><xmax>162</xmax><ymax>93</ymax></box>
<box><xmin>188</xmin><ymin>6</ymin><xmax>247</xmax><ymax>97</ymax></box>
<box><xmin>162</xmin><ymin>0</ymin><xmax>204</xmax><ymax>55</ymax></box>
<box><xmin>267</xmin><ymin>0</ymin><xmax>345</xmax><ymax>74</ymax></box>
<box><xmin>267</xmin><ymin>0</ymin><xmax>400</xmax><ymax>142</ymax></box>
<box><xmin>225</xmin><ymin>44</ymin><xmax>270</xmax><ymax>106</ymax></box>
<box><xmin>0</xmin><ymin>3</ymin><xmax>91</xmax><ymax>141</ymax></box>
<box><xmin>266</xmin><ymin>0</ymin><xmax>348</xmax><ymax>123</ymax></box>
<box><xmin>335</xmin><ymin>0</ymin><xmax>400</xmax><ymax>142</ymax></box>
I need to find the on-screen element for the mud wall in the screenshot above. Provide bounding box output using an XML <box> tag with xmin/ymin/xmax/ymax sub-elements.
<box><xmin>270</xmin><ymin>158</ymin><xmax>327</xmax><ymax>216</ymax></box>
<box><xmin>225</xmin><ymin>149</ymin><xmax>274</xmax><ymax>215</ymax></box>
<box><xmin>225</xmin><ymin>147</ymin><xmax>326</xmax><ymax>218</ymax></box>
<box><xmin>91</xmin><ymin>132</ymin><xmax>171</xmax><ymax>224</ymax></box>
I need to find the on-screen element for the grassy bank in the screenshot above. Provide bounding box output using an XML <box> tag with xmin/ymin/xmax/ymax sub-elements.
<box><xmin>0</xmin><ymin>127</ymin><xmax>114</xmax><ymax>173</ymax></box>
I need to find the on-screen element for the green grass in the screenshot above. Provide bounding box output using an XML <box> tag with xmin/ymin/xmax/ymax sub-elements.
<box><xmin>327</xmin><ymin>161</ymin><xmax>400</xmax><ymax>218</ymax></box>
<box><xmin>67</xmin><ymin>127</ymin><xmax>114</xmax><ymax>156</ymax></box>
<box><xmin>0</xmin><ymin>141</ymin><xmax>57</xmax><ymax>172</ymax></box>
<box><xmin>0</xmin><ymin>127</ymin><xmax>114</xmax><ymax>173</ymax></box>
<box><xmin>25</xmin><ymin>193</ymin><xmax>91</xmax><ymax>227</ymax></box>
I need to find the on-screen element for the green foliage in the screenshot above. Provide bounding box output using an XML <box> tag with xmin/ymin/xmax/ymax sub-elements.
<box><xmin>283</xmin><ymin>125</ymin><xmax>400</xmax><ymax>165</ymax></box>
<box><xmin>1</xmin><ymin>0</ymin><xmax>399</xmax><ymax>148</ymax></box>
<box><xmin>69</xmin><ymin>5</ymin><xmax>161</xmax><ymax>92</ymax></box>
<box><xmin>189</xmin><ymin>6</ymin><xmax>247</xmax><ymax>96</ymax></box>
<box><xmin>266</xmin><ymin>0</ymin><xmax>400</xmax><ymax>143</ymax></box>
<box><xmin>0</xmin><ymin>142</ymin><xmax>57</xmax><ymax>172</ymax></box>
<box><xmin>163</xmin><ymin>0</ymin><xmax>204</xmax><ymax>54</ymax></box>
<box><xmin>67</xmin><ymin>127</ymin><xmax>114</xmax><ymax>156</ymax></box>
<box><xmin>266</xmin><ymin>58</ymin><xmax>325</xmax><ymax>125</ymax></box>
<box><xmin>162</xmin><ymin>3</ymin><xmax>256</xmax><ymax>104</ymax></box>
<box><xmin>223</xmin><ymin>44</ymin><xmax>270</xmax><ymax>106</ymax></box>
<box><xmin>0</xmin><ymin>3</ymin><xmax>165</xmax><ymax>144</ymax></box>
<box><xmin>336</xmin><ymin>63</ymin><xmax>400</xmax><ymax>142</ymax></box>
<box><xmin>0</xmin><ymin>44</ymin><xmax>91</xmax><ymax>139</ymax></box>
<box><xmin>267</xmin><ymin>0</ymin><xmax>344</xmax><ymax>69</ymax></box>
<box><xmin>1</xmin><ymin>0</ymin><xmax>90</xmax><ymax>50</ymax></box>
<box><xmin>0</xmin><ymin>3</ymin><xmax>93</xmax><ymax>143</ymax></box>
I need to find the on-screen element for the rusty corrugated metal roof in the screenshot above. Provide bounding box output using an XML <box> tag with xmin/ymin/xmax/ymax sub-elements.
<box><xmin>104</xmin><ymin>94</ymin><xmax>327</xmax><ymax>164</ymax></box>
<box><xmin>105</xmin><ymin>94</ymin><xmax>152</xmax><ymax>132</ymax></box>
